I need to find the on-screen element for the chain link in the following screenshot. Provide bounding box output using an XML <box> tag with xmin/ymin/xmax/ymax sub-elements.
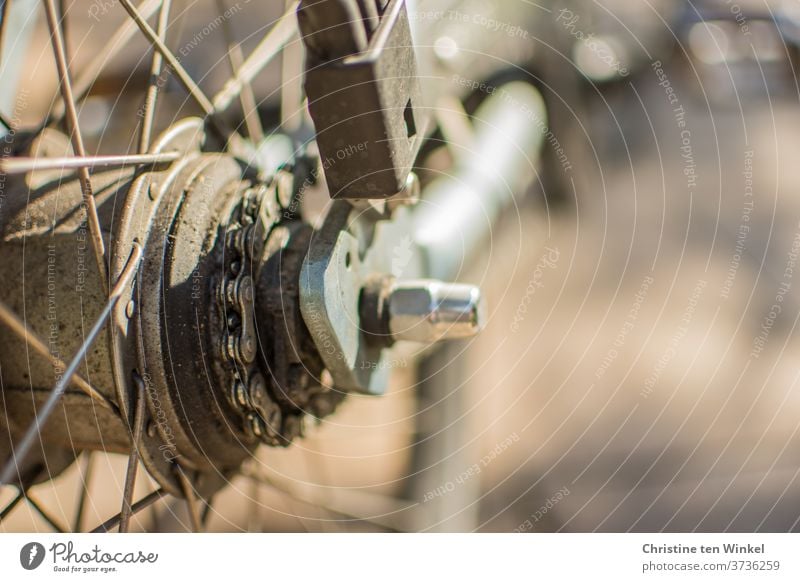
<box><xmin>217</xmin><ymin>177</ymin><xmax>284</xmax><ymax>444</ymax></box>
<box><xmin>215</xmin><ymin>165</ymin><xmax>343</xmax><ymax>447</ymax></box>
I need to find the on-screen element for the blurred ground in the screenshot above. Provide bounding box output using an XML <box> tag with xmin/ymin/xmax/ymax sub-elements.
<box><xmin>468</xmin><ymin>54</ymin><xmax>800</xmax><ymax>532</ymax></box>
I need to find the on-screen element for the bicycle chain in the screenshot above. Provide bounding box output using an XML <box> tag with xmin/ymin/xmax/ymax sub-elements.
<box><xmin>215</xmin><ymin>166</ymin><xmax>344</xmax><ymax>448</ymax></box>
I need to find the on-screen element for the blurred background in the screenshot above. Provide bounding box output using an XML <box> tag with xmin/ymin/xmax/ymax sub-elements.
<box><xmin>3</xmin><ymin>0</ymin><xmax>800</xmax><ymax>532</ymax></box>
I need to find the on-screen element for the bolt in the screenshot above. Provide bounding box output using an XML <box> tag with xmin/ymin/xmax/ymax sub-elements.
<box><xmin>386</xmin><ymin>279</ymin><xmax>486</xmax><ymax>343</ymax></box>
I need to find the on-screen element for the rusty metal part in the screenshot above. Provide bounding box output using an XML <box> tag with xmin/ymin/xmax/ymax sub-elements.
<box><xmin>0</xmin><ymin>129</ymin><xmax>141</xmax><ymax>486</ymax></box>
<box><xmin>0</xmin><ymin>120</ymin><xmax>342</xmax><ymax>500</ymax></box>
<box><xmin>215</xmin><ymin>168</ymin><xmax>345</xmax><ymax>448</ymax></box>
<box><xmin>300</xmin><ymin>0</ymin><xmax>427</xmax><ymax>199</ymax></box>
<box><xmin>255</xmin><ymin>218</ymin><xmax>346</xmax><ymax>437</ymax></box>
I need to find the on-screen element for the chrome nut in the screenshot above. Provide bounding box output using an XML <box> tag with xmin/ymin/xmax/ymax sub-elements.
<box><xmin>387</xmin><ymin>279</ymin><xmax>486</xmax><ymax>343</ymax></box>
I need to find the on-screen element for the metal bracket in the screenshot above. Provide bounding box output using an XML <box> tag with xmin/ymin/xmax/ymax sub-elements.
<box><xmin>300</xmin><ymin>0</ymin><xmax>427</xmax><ymax>199</ymax></box>
<box><xmin>299</xmin><ymin>201</ymin><xmax>421</xmax><ymax>394</ymax></box>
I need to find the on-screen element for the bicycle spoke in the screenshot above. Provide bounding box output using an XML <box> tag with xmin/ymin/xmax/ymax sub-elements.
<box><xmin>0</xmin><ymin>243</ymin><xmax>141</xmax><ymax>486</ymax></box>
<box><xmin>42</xmin><ymin>0</ymin><xmax>108</xmax><ymax>294</ymax></box>
<box><xmin>49</xmin><ymin>0</ymin><xmax>162</xmax><ymax>123</ymax></box>
<box><xmin>175</xmin><ymin>466</ymin><xmax>201</xmax><ymax>532</ymax></box>
<box><xmin>72</xmin><ymin>452</ymin><xmax>93</xmax><ymax>531</ymax></box>
<box><xmin>117</xmin><ymin>0</ymin><xmax>213</xmax><ymax>115</ymax></box>
<box><xmin>0</xmin><ymin>488</ymin><xmax>24</xmax><ymax>522</ymax></box>
<box><xmin>26</xmin><ymin>492</ymin><xmax>66</xmax><ymax>532</ymax></box>
<box><xmin>0</xmin><ymin>151</ymin><xmax>181</xmax><ymax>174</ymax></box>
<box><xmin>215</xmin><ymin>0</ymin><xmax>263</xmax><ymax>142</ymax></box>
<box><xmin>138</xmin><ymin>0</ymin><xmax>171</xmax><ymax>153</ymax></box>
<box><xmin>91</xmin><ymin>488</ymin><xmax>166</xmax><ymax>532</ymax></box>
<box><xmin>58</xmin><ymin>0</ymin><xmax>68</xmax><ymax>55</ymax></box>
<box><xmin>118</xmin><ymin>374</ymin><xmax>147</xmax><ymax>533</ymax></box>
<box><xmin>0</xmin><ymin>301</ymin><xmax>117</xmax><ymax>413</ymax></box>
<box><xmin>212</xmin><ymin>2</ymin><xmax>297</xmax><ymax>113</ymax></box>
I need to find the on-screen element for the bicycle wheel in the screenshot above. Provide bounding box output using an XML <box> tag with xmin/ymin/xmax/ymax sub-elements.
<box><xmin>0</xmin><ymin>0</ymin><xmax>544</xmax><ymax>532</ymax></box>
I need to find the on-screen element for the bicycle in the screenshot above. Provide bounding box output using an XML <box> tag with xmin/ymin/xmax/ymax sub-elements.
<box><xmin>0</xmin><ymin>0</ymin><xmax>547</xmax><ymax>532</ymax></box>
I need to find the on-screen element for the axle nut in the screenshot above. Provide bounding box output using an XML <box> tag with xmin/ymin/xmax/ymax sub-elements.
<box><xmin>387</xmin><ymin>279</ymin><xmax>486</xmax><ymax>343</ymax></box>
